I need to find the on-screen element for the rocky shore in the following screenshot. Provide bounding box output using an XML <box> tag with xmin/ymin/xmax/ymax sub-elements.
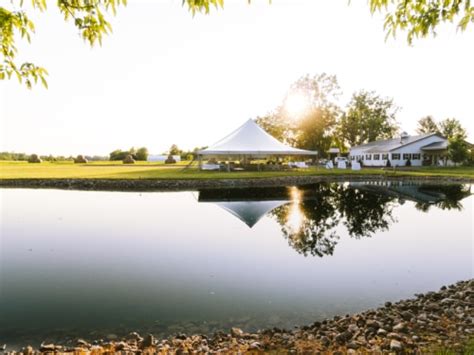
<box><xmin>0</xmin><ymin>174</ymin><xmax>473</xmax><ymax>192</ymax></box>
<box><xmin>4</xmin><ymin>279</ymin><xmax>473</xmax><ymax>354</ymax></box>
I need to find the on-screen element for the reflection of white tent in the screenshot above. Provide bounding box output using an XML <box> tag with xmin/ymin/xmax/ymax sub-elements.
<box><xmin>197</xmin><ymin>119</ymin><xmax>317</xmax><ymax>158</ymax></box>
<box><xmin>214</xmin><ymin>200</ymin><xmax>289</xmax><ymax>228</ymax></box>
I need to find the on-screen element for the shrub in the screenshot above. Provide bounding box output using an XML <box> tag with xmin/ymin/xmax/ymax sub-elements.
<box><xmin>28</xmin><ymin>154</ymin><xmax>42</xmax><ymax>163</ymax></box>
<box><xmin>448</xmin><ymin>136</ymin><xmax>469</xmax><ymax>166</ymax></box>
<box><xmin>405</xmin><ymin>158</ymin><xmax>411</xmax><ymax>167</ymax></box>
<box><xmin>135</xmin><ymin>147</ymin><xmax>148</xmax><ymax>161</ymax></box>
<box><xmin>110</xmin><ymin>149</ymin><xmax>132</xmax><ymax>161</ymax></box>
<box><xmin>165</xmin><ymin>154</ymin><xmax>176</xmax><ymax>164</ymax></box>
<box><xmin>386</xmin><ymin>159</ymin><xmax>391</xmax><ymax>167</ymax></box>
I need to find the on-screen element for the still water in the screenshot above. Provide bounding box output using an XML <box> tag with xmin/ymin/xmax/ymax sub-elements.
<box><xmin>0</xmin><ymin>182</ymin><xmax>473</xmax><ymax>347</ymax></box>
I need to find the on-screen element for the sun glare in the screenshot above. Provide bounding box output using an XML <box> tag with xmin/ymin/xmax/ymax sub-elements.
<box><xmin>287</xmin><ymin>187</ymin><xmax>303</xmax><ymax>232</ymax></box>
<box><xmin>284</xmin><ymin>92</ymin><xmax>310</xmax><ymax>118</ymax></box>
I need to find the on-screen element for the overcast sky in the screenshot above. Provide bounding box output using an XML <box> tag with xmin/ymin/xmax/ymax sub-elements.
<box><xmin>1</xmin><ymin>0</ymin><xmax>473</xmax><ymax>156</ymax></box>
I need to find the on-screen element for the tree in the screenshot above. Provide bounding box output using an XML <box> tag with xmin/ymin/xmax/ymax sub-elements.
<box><xmin>369</xmin><ymin>0</ymin><xmax>474</xmax><ymax>44</ymax></box>
<box><xmin>0</xmin><ymin>0</ymin><xmax>224</xmax><ymax>88</ymax></box>
<box><xmin>296</xmin><ymin>107</ymin><xmax>337</xmax><ymax>155</ymax></box>
<box><xmin>290</xmin><ymin>74</ymin><xmax>342</xmax><ymax>154</ymax></box>
<box><xmin>416</xmin><ymin>116</ymin><xmax>439</xmax><ymax>134</ymax></box>
<box><xmin>439</xmin><ymin>118</ymin><xmax>467</xmax><ymax>140</ymax></box>
<box><xmin>135</xmin><ymin>147</ymin><xmax>148</xmax><ymax>161</ymax></box>
<box><xmin>448</xmin><ymin>136</ymin><xmax>469</xmax><ymax>166</ymax></box>
<box><xmin>3</xmin><ymin>1</ymin><xmax>472</xmax><ymax>89</ymax></box>
<box><xmin>169</xmin><ymin>144</ymin><xmax>181</xmax><ymax>156</ymax></box>
<box><xmin>338</xmin><ymin>90</ymin><xmax>399</xmax><ymax>147</ymax></box>
<box><xmin>255</xmin><ymin>111</ymin><xmax>293</xmax><ymax>143</ymax></box>
<box><xmin>4</xmin><ymin>1</ymin><xmax>472</xmax><ymax>89</ymax></box>
<box><xmin>109</xmin><ymin>149</ymin><xmax>130</xmax><ymax>161</ymax></box>
<box><xmin>256</xmin><ymin>73</ymin><xmax>341</xmax><ymax>155</ymax></box>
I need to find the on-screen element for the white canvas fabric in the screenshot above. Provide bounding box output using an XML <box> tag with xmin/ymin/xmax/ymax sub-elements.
<box><xmin>337</xmin><ymin>161</ymin><xmax>347</xmax><ymax>169</ymax></box>
<box><xmin>351</xmin><ymin>161</ymin><xmax>361</xmax><ymax>170</ymax></box>
<box><xmin>198</xmin><ymin>119</ymin><xmax>317</xmax><ymax>156</ymax></box>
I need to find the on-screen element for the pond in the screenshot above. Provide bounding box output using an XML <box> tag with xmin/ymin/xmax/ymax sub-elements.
<box><xmin>0</xmin><ymin>181</ymin><xmax>472</xmax><ymax>348</ymax></box>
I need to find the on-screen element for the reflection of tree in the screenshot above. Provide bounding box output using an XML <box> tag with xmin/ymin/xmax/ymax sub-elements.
<box><xmin>272</xmin><ymin>184</ymin><xmax>339</xmax><ymax>257</ymax></box>
<box><xmin>270</xmin><ymin>183</ymin><xmax>471</xmax><ymax>258</ymax></box>
<box><xmin>334</xmin><ymin>185</ymin><xmax>397</xmax><ymax>238</ymax></box>
<box><xmin>416</xmin><ymin>184</ymin><xmax>472</xmax><ymax>212</ymax></box>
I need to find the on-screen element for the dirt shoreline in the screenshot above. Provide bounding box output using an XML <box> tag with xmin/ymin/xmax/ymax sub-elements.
<box><xmin>1</xmin><ymin>175</ymin><xmax>473</xmax><ymax>192</ymax></box>
<box><xmin>6</xmin><ymin>279</ymin><xmax>473</xmax><ymax>354</ymax></box>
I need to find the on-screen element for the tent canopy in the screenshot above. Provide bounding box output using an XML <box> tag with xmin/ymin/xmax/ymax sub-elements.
<box><xmin>198</xmin><ymin>119</ymin><xmax>318</xmax><ymax>156</ymax></box>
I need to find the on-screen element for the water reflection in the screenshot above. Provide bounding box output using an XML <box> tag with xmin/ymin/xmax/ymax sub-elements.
<box><xmin>1</xmin><ymin>182</ymin><xmax>472</xmax><ymax>348</ymax></box>
<box><xmin>198</xmin><ymin>187</ymin><xmax>290</xmax><ymax>227</ymax></box>
<box><xmin>198</xmin><ymin>182</ymin><xmax>472</xmax><ymax>257</ymax></box>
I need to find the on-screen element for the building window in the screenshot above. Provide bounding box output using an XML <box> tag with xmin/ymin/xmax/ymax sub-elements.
<box><xmin>360</xmin><ymin>155</ymin><xmax>364</xmax><ymax>160</ymax></box>
<box><xmin>391</xmin><ymin>153</ymin><xmax>400</xmax><ymax>160</ymax></box>
<box><xmin>382</xmin><ymin>154</ymin><xmax>388</xmax><ymax>160</ymax></box>
<box><xmin>412</xmin><ymin>153</ymin><xmax>420</xmax><ymax>160</ymax></box>
<box><xmin>373</xmin><ymin>154</ymin><xmax>380</xmax><ymax>160</ymax></box>
<box><xmin>403</xmin><ymin>153</ymin><xmax>411</xmax><ymax>160</ymax></box>
<box><xmin>365</xmin><ymin>154</ymin><xmax>372</xmax><ymax>160</ymax></box>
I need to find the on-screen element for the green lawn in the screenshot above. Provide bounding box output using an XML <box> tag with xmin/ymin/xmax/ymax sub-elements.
<box><xmin>0</xmin><ymin>161</ymin><xmax>473</xmax><ymax>179</ymax></box>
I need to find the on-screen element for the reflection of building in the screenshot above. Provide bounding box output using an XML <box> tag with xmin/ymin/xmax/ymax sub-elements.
<box><xmin>349</xmin><ymin>181</ymin><xmax>470</xmax><ymax>205</ymax></box>
<box><xmin>349</xmin><ymin>132</ymin><xmax>452</xmax><ymax>167</ymax></box>
<box><xmin>198</xmin><ymin>188</ymin><xmax>292</xmax><ymax>227</ymax></box>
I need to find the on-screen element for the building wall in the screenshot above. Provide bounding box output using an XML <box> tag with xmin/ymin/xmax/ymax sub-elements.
<box><xmin>350</xmin><ymin>135</ymin><xmax>447</xmax><ymax>167</ymax></box>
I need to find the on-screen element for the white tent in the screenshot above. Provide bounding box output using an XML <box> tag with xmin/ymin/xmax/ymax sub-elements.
<box><xmin>197</xmin><ymin>119</ymin><xmax>318</xmax><ymax>157</ymax></box>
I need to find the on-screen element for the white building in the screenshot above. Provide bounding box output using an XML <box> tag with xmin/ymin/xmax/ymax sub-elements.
<box><xmin>349</xmin><ymin>132</ymin><xmax>450</xmax><ymax>167</ymax></box>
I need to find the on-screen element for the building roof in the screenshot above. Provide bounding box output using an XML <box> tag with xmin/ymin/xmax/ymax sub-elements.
<box><xmin>420</xmin><ymin>141</ymin><xmax>448</xmax><ymax>151</ymax></box>
<box><xmin>350</xmin><ymin>133</ymin><xmax>442</xmax><ymax>153</ymax></box>
<box><xmin>198</xmin><ymin>119</ymin><xmax>318</xmax><ymax>156</ymax></box>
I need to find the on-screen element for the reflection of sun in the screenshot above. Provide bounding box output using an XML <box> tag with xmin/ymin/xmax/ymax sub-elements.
<box><xmin>287</xmin><ymin>187</ymin><xmax>303</xmax><ymax>232</ymax></box>
<box><xmin>285</xmin><ymin>92</ymin><xmax>310</xmax><ymax>118</ymax></box>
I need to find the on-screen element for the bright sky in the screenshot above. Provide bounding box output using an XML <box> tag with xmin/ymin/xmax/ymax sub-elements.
<box><xmin>1</xmin><ymin>0</ymin><xmax>473</xmax><ymax>156</ymax></box>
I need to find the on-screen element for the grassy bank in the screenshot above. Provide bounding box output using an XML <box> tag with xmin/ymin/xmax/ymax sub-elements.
<box><xmin>1</xmin><ymin>161</ymin><xmax>474</xmax><ymax>180</ymax></box>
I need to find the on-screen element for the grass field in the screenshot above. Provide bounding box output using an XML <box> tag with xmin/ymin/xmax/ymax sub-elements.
<box><xmin>1</xmin><ymin>161</ymin><xmax>474</xmax><ymax>180</ymax></box>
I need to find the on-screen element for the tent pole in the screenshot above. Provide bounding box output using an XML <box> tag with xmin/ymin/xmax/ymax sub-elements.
<box><xmin>227</xmin><ymin>156</ymin><xmax>231</xmax><ymax>172</ymax></box>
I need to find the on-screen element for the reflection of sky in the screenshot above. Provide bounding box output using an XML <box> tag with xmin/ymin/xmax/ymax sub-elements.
<box><xmin>0</xmin><ymin>188</ymin><xmax>473</xmax><ymax>344</ymax></box>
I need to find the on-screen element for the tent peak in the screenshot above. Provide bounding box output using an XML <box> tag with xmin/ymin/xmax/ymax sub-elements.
<box><xmin>198</xmin><ymin>119</ymin><xmax>318</xmax><ymax>156</ymax></box>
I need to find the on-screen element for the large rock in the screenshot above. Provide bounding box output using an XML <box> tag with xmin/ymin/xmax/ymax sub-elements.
<box><xmin>74</xmin><ymin>155</ymin><xmax>88</xmax><ymax>164</ymax></box>
<box><xmin>165</xmin><ymin>155</ymin><xmax>177</xmax><ymax>164</ymax></box>
<box><xmin>390</xmin><ymin>339</ymin><xmax>403</xmax><ymax>351</ymax></box>
<box><xmin>231</xmin><ymin>327</ymin><xmax>244</xmax><ymax>337</ymax></box>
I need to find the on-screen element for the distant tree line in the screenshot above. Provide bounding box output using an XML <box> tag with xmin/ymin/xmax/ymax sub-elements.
<box><xmin>0</xmin><ymin>152</ymin><xmax>108</xmax><ymax>161</ymax></box>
